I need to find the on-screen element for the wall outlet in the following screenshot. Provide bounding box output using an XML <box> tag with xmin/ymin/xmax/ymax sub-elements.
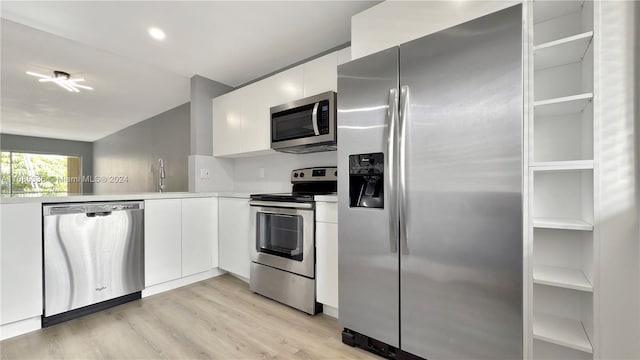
<box><xmin>258</xmin><ymin>168</ymin><xmax>265</xmax><ymax>178</ymax></box>
<box><xmin>200</xmin><ymin>168</ymin><xmax>211</xmax><ymax>179</ymax></box>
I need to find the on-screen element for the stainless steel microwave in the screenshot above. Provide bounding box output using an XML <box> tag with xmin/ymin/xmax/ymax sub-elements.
<box><xmin>270</xmin><ymin>91</ymin><xmax>337</xmax><ymax>154</ymax></box>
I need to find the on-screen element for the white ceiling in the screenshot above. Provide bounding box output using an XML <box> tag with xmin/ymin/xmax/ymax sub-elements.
<box><xmin>0</xmin><ymin>1</ymin><xmax>376</xmax><ymax>142</ymax></box>
<box><xmin>1</xmin><ymin>19</ymin><xmax>191</xmax><ymax>142</ymax></box>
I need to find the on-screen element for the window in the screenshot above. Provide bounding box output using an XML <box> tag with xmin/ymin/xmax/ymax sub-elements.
<box><xmin>0</xmin><ymin>151</ymin><xmax>81</xmax><ymax>196</ymax></box>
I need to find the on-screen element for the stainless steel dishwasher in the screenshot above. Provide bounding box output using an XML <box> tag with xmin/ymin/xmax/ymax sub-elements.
<box><xmin>43</xmin><ymin>201</ymin><xmax>144</xmax><ymax>326</ymax></box>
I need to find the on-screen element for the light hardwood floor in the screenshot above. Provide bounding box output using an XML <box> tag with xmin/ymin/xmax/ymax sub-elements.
<box><xmin>1</xmin><ymin>274</ymin><xmax>375</xmax><ymax>359</ymax></box>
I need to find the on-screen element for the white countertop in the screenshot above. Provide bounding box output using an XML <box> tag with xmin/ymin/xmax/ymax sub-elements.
<box><xmin>0</xmin><ymin>191</ymin><xmax>252</xmax><ymax>205</ymax></box>
<box><xmin>315</xmin><ymin>195</ymin><xmax>338</xmax><ymax>202</ymax></box>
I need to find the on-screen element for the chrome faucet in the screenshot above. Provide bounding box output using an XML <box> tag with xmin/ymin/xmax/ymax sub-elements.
<box><xmin>158</xmin><ymin>158</ymin><xmax>166</xmax><ymax>192</ymax></box>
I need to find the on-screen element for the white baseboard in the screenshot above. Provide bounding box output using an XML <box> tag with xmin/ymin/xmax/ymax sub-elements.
<box><xmin>322</xmin><ymin>304</ymin><xmax>339</xmax><ymax>319</ymax></box>
<box><xmin>142</xmin><ymin>268</ymin><xmax>226</xmax><ymax>298</ymax></box>
<box><xmin>0</xmin><ymin>316</ymin><xmax>41</xmax><ymax>341</ymax></box>
<box><xmin>227</xmin><ymin>272</ymin><xmax>249</xmax><ymax>283</ymax></box>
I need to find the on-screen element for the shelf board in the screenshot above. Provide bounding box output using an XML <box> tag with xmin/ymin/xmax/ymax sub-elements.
<box><xmin>534</xmin><ymin>32</ymin><xmax>593</xmax><ymax>70</ymax></box>
<box><xmin>534</xmin><ymin>93</ymin><xmax>593</xmax><ymax>117</ymax></box>
<box><xmin>531</xmin><ymin>160</ymin><xmax>594</xmax><ymax>171</ymax></box>
<box><xmin>534</xmin><ymin>1</ymin><xmax>584</xmax><ymax>24</ymax></box>
<box><xmin>533</xmin><ymin>313</ymin><xmax>593</xmax><ymax>354</ymax></box>
<box><xmin>533</xmin><ymin>218</ymin><xmax>593</xmax><ymax>231</ymax></box>
<box><xmin>533</xmin><ymin>265</ymin><xmax>593</xmax><ymax>292</ymax></box>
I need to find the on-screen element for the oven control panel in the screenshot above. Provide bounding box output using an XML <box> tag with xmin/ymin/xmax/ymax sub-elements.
<box><xmin>291</xmin><ymin>167</ymin><xmax>337</xmax><ymax>182</ymax></box>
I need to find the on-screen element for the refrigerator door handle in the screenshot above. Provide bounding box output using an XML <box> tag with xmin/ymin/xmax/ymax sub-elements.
<box><xmin>311</xmin><ymin>102</ymin><xmax>320</xmax><ymax>136</ymax></box>
<box><xmin>387</xmin><ymin>88</ymin><xmax>399</xmax><ymax>253</ymax></box>
<box><xmin>399</xmin><ymin>85</ymin><xmax>410</xmax><ymax>254</ymax></box>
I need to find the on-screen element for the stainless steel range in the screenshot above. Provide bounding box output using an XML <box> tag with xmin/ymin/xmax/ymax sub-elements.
<box><xmin>249</xmin><ymin>167</ymin><xmax>337</xmax><ymax>315</ymax></box>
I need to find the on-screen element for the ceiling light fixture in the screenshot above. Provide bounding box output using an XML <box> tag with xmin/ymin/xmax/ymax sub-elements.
<box><xmin>26</xmin><ymin>71</ymin><xmax>93</xmax><ymax>93</ymax></box>
<box><xmin>148</xmin><ymin>27</ymin><xmax>166</xmax><ymax>41</ymax></box>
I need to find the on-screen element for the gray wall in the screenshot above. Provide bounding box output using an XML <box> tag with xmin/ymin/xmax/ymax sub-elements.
<box><xmin>0</xmin><ymin>133</ymin><xmax>94</xmax><ymax>193</ymax></box>
<box><xmin>190</xmin><ymin>75</ymin><xmax>233</xmax><ymax>155</ymax></box>
<box><xmin>188</xmin><ymin>75</ymin><xmax>235</xmax><ymax>192</ymax></box>
<box><xmin>93</xmin><ymin>103</ymin><xmax>190</xmax><ymax>194</ymax></box>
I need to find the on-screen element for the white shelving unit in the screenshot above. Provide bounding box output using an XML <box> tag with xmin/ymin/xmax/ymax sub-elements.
<box><xmin>533</xmin><ymin>313</ymin><xmax>593</xmax><ymax>354</ymax></box>
<box><xmin>533</xmin><ymin>218</ymin><xmax>593</xmax><ymax>231</ymax></box>
<box><xmin>533</xmin><ymin>1</ymin><xmax>584</xmax><ymax>24</ymax></box>
<box><xmin>534</xmin><ymin>32</ymin><xmax>593</xmax><ymax>70</ymax></box>
<box><xmin>533</xmin><ymin>265</ymin><xmax>593</xmax><ymax>292</ymax></box>
<box><xmin>531</xmin><ymin>160</ymin><xmax>594</xmax><ymax>171</ymax></box>
<box><xmin>529</xmin><ymin>1</ymin><xmax>596</xmax><ymax>358</ymax></box>
<box><xmin>534</xmin><ymin>93</ymin><xmax>593</xmax><ymax>116</ymax></box>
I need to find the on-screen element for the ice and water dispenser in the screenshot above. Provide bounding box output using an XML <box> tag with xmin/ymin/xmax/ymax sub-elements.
<box><xmin>349</xmin><ymin>153</ymin><xmax>384</xmax><ymax>209</ymax></box>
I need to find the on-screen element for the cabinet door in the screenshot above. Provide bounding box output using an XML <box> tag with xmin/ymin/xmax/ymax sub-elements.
<box><xmin>336</xmin><ymin>47</ymin><xmax>352</xmax><ymax>66</ymax></box>
<box><xmin>181</xmin><ymin>197</ymin><xmax>217</xmax><ymax>277</ymax></box>
<box><xmin>1</xmin><ymin>203</ymin><xmax>42</xmax><ymax>325</ymax></box>
<box><xmin>316</xmin><ymin>221</ymin><xmax>339</xmax><ymax>309</ymax></box>
<box><xmin>303</xmin><ymin>52</ymin><xmax>338</xmax><ymax>97</ymax></box>
<box><xmin>239</xmin><ymin>83</ymin><xmax>270</xmax><ymax>153</ymax></box>
<box><xmin>213</xmin><ymin>91</ymin><xmax>244</xmax><ymax>156</ymax></box>
<box><xmin>218</xmin><ymin>197</ymin><xmax>251</xmax><ymax>279</ymax></box>
<box><xmin>262</xmin><ymin>65</ymin><xmax>304</xmax><ymax>109</ymax></box>
<box><xmin>144</xmin><ymin>199</ymin><xmax>182</xmax><ymax>287</ymax></box>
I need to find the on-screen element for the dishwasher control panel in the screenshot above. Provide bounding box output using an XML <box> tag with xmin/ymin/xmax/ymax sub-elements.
<box><xmin>43</xmin><ymin>201</ymin><xmax>144</xmax><ymax>215</ymax></box>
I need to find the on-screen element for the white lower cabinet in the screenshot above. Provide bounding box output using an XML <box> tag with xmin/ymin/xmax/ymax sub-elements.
<box><xmin>144</xmin><ymin>199</ymin><xmax>182</xmax><ymax>287</ymax></box>
<box><xmin>0</xmin><ymin>203</ymin><xmax>42</xmax><ymax>325</ymax></box>
<box><xmin>218</xmin><ymin>197</ymin><xmax>250</xmax><ymax>279</ymax></box>
<box><xmin>316</xmin><ymin>221</ymin><xmax>338</xmax><ymax>308</ymax></box>
<box><xmin>315</xmin><ymin>201</ymin><xmax>339</xmax><ymax>310</ymax></box>
<box><xmin>145</xmin><ymin>197</ymin><xmax>219</xmax><ymax>287</ymax></box>
<box><xmin>181</xmin><ymin>197</ymin><xmax>217</xmax><ymax>276</ymax></box>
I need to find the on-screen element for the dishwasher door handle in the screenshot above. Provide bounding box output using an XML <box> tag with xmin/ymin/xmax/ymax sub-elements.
<box><xmin>86</xmin><ymin>211</ymin><xmax>112</xmax><ymax>217</ymax></box>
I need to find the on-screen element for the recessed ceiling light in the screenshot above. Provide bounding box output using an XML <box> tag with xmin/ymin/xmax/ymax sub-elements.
<box><xmin>148</xmin><ymin>27</ymin><xmax>166</xmax><ymax>41</ymax></box>
<box><xmin>26</xmin><ymin>71</ymin><xmax>93</xmax><ymax>93</ymax></box>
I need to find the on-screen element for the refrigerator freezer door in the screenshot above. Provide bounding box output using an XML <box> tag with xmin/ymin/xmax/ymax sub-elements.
<box><xmin>337</xmin><ymin>47</ymin><xmax>400</xmax><ymax>347</ymax></box>
<box><xmin>399</xmin><ymin>5</ymin><xmax>523</xmax><ymax>359</ymax></box>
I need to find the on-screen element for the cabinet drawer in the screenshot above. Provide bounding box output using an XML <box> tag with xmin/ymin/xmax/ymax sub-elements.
<box><xmin>316</xmin><ymin>202</ymin><xmax>337</xmax><ymax>223</ymax></box>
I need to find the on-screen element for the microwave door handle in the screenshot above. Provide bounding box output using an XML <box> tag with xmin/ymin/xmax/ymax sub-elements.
<box><xmin>312</xmin><ymin>102</ymin><xmax>320</xmax><ymax>136</ymax></box>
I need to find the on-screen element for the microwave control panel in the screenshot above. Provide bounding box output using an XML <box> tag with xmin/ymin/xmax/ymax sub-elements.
<box><xmin>319</xmin><ymin>100</ymin><xmax>330</xmax><ymax>134</ymax></box>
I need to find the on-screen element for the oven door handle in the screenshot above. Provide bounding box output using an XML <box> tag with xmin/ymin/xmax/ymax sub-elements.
<box><xmin>312</xmin><ymin>102</ymin><xmax>320</xmax><ymax>136</ymax></box>
<box><xmin>249</xmin><ymin>200</ymin><xmax>314</xmax><ymax>209</ymax></box>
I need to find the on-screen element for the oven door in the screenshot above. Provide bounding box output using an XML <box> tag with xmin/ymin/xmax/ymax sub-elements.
<box><xmin>250</xmin><ymin>202</ymin><xmax>315</xmax><ymax>278</ymax></box>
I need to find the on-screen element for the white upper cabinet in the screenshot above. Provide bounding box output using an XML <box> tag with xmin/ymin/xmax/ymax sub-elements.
<box><xmin>213</xmin><ymin>49</ymin><xmax>342</xmax><ymax>157</ymax></box>
<box><xmin>212</xmin><ymin>90</ymin><xmax>244</xmax><ymax>156</ymax></box>
<box><xmin>303</xmin><ymin>52</ymin><xmax>338</xmax><ymax>97</ymax></box>
<box><xmin>243</xmin><ymin>66</ymin><xmax>304</xmax><ymax>154</ymax></box>
<box><xmin>336</xmin><ymin>47</ymin><xmax>352</xmax><ymax>66</ymax></box>
<box><xmin>350</xmin><ymin>1</ymin><xmax>517</xmax><ymax>59</ymax></box>
<box><xmin>262</xmin><ymin>65</ymin><xmax>304</xmax><ymax>107</ymax></box>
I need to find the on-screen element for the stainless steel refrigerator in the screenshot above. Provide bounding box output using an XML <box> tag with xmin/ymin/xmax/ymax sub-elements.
<box><xmin>337</xmin><ymin>5</ymin><xmax>523</xmax><ymax>359</ymax></box>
